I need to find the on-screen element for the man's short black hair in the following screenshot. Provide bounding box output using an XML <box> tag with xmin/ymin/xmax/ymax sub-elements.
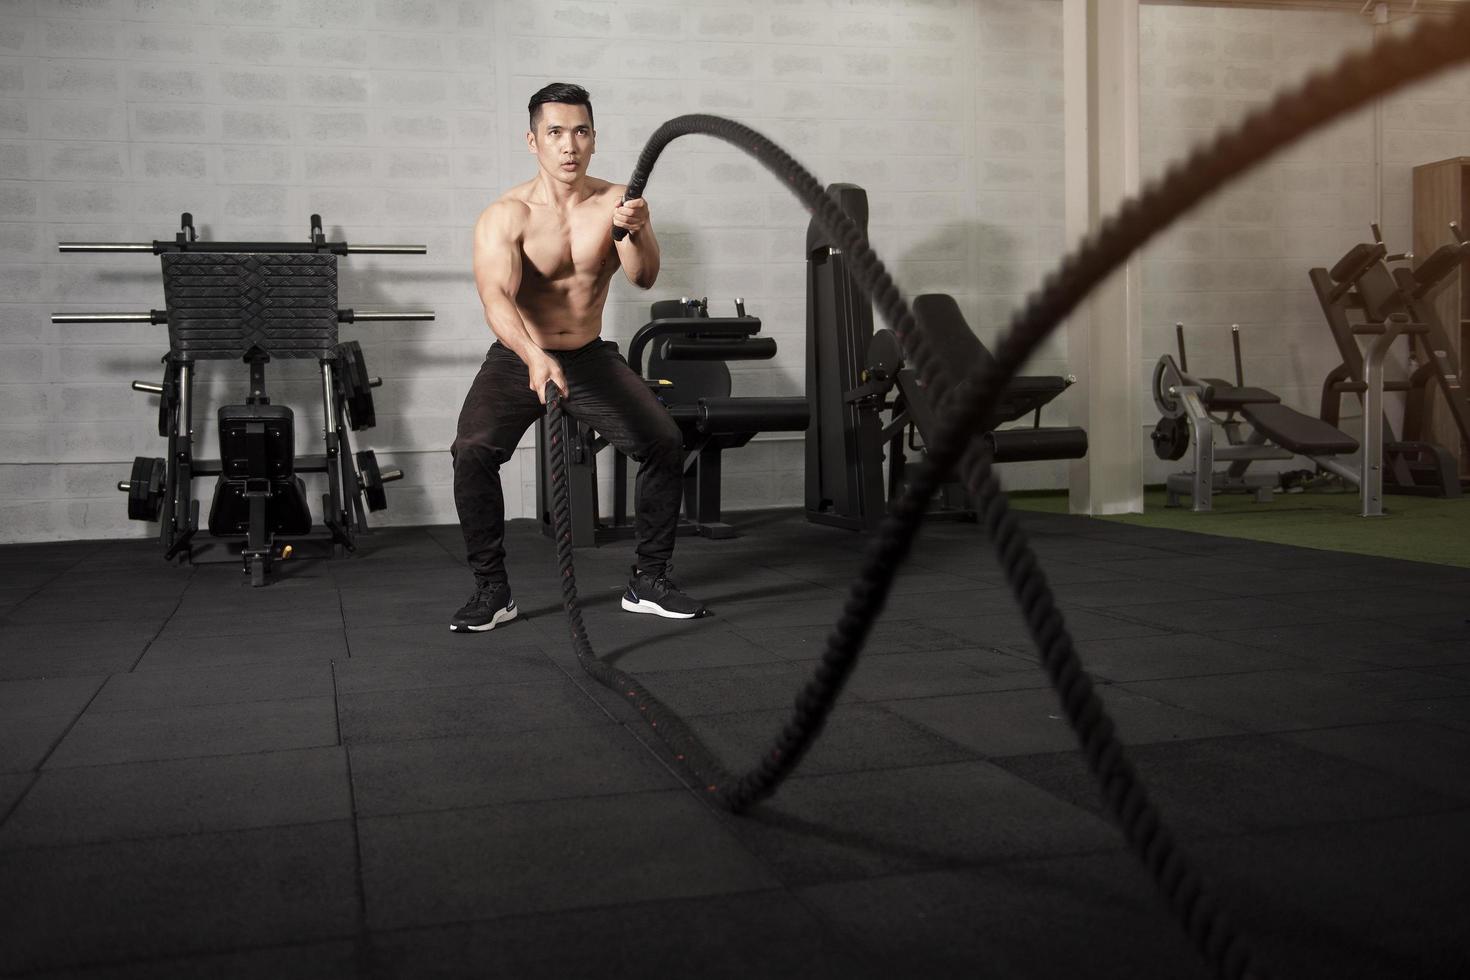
<box><xmin>528</xmin><ymin>82</ymin><xmax>593</xmax><ymax>132</ymax></box>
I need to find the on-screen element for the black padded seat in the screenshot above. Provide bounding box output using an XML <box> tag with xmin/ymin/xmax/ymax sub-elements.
<box><xmin>1240</xmin><ymin>402</ymin><xmax>1358</xmax><ymax>456</ymax></box>
<box><xmin>1198</xmin><ymin>379</ymin><xmax>1281</xmax><ymax>411</ymax></box>
<box><xmin>913</xmin><ymin>294</ymin><xmax>1075</xmax><ymax>426</ymax></box>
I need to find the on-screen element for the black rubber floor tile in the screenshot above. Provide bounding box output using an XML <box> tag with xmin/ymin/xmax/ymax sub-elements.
<box><xmin>937</xmin><ymin>608</ymin><xmax>1169</xmax><ymax>657</ymax></box>
<box><xmin>704</xmin><ymin>596</ymin><xmax>855</xmax><ymax>629</ymax></box>
<box><xmin>1051</xmin><ymin>577</ymin><xmax>1235</xmax><ymax>609</ymax></box>
<box><xmin>524</xmin><ymin>601</ymin><xmax>724</xmax><ymax>648</ymax></box>
<box><xmin>724</xmin><ymin>760</ymin><xmax>1120</xmax><ymax>886</ymax></box>
<box><xmin>1208</xmin><ymin>618</ymin><xmax>1455</xmax><ymax>667</ymax></box>
<box><xmin>1103</xmin><ymin>595</ymin><xmax>1338</xmax><ymax>632</ymax></box>
<box><xmin>1378</xmin><ymin>609</ymin><xmax>1470</xmax><ymax>641</ymax></box>
<box><xmin>1276</xmin><ymin>586</ymin><xmax>1470</xmax><ymax>621</ymax></box>
<box><xmin>690</xmin><ymin>703</ymin><xmax>979</xmax><ymax>777</ymax></box>
<box><xmin>0</xmin><ymin>715</ymin><xmax>75</xmax><ymax>773</ymax></box>
<box><xmin>702</xmin><ymin>576</ymin><xmax>847</xmax><ymax>608</ymax></box>
<box><xmin>343</xmin><ymin>621</ymin><xmax>546</xmax><ymax>658</ymax></box>
<box><xmin>15</xmin><ymin>941</ymin><xmax>362</xmax><ymax>980</ymax></box>
<box><xmin>333</xmin><ymin>645</ymin><xmax>559</xmax><ymax>695</ymax></box>
<box><xmin>330</xmin><ymin>556</ymin><xmax>464</xmax><ymax>586</ymax></box>
<box><xmin>1329</xmin><ymin>666</ymin><xmax>1470</xmax><ymax>702</ymax></box>
<box><xmin>796</xmin><ymin>855</ymin><xmax>1209</xmax><ymax>980</ymax></box>
<box><xmin>89</xmin><ymin>661</ymin><xmax>335</xmax><ymax>713</ymax></box>
<box><xmin>346</xmin><ymin>536</ymin><xmax>456</xmax><ymax>562</ymax></box>
<box><xmin>1191</xmin><ymin>813</ymin><xmax>1470</xmax><ymax>980</ymax></box>
<box><xmin>0</xmin><ymin>675</ymin><xmax>106</xmax><ymax>720</ymax></box>
<box><xmin>1064</xmin><ymin>632</ymin><xmax>1307</xmax><ymax>682</ymax></box>
<box><xmin>4</xmin><ymin>595</ymin><xmax>181</xmax><ymax>625</ymax></box>
<box><xmin>0</xmin><ymin>562</ymin><xmax>76</xmax><ymax>590</ymax></box>
<box><xmin>337</xmin><ymin>592</ymin><xmax>459</xmax><ymax>629</ymax></box>
<box><xmin>365</xmin><ymin>888</ymin><xmax>874</xmax><ymax>980</ymax></box>
<box><xmin>358</xmin><ymin>791</ymin><xmax>779</xmax><ymax>930</ymax></box>
<box><xmin>337</xmin><ymin>678</ymin><xmax>611</xmax><ymax>744</ymax></box>
<box><xmin>1279</xmin><ymin>721</ymin><xmax>1470</xmax><ymax>804</ymax></box>
<box><xmin>837</xmin><ymin>647</ymin><xmax>1043</xmax><ymax>701</ymax></box>
<box><xmin>0</xmin><ymin>746</ymin><xmax>351</xmax><ymax>849</ymax></box>
<box><xmin>583</xmin><ymin>626</ymin><xmax>787</xmax><ymax>673</ymax></box>
<box><xmin>1118</xmin><ymin>669</ymin><xmax>1449</xmax><ymax>733</ymax></box>
<box><xmin>998</xmin><ymin>732</ymin><xmax>1461</xmax><ymax>839</ymax></box>
<box><xmin>734</xmin><ymin>618</ymin><xmax>976</xmax><ymax>660</ymax></box>
<box><xmin>0</xmin><ymin>624</ymin><xmax>159</xmax><ymax>680</ymax></box>
<box><xmin>1397</xmin><ymin>694</ymin><xmax>1470</xmax><ymax>731</ymax></box>
<box><xmin>1027</xmin><ymin>538</ymin><xmax>1176</xmax><ymax>564</ymax></box>
<box><xmin>885</xmin><ymin>684</ymin><xmax>1245</xmax><ymax>758</ymax></box>
<box><xmin>45</xmin><ymin>696</ymin><xmax>339</xmax><ymax>768</ymax></box>
<box><xmin>877</xmin><ymin>586</ymin><xmax>1022</xmax><ymax>621</ymax></box>
<box><xmin>183</xmin><ymin>572</ymin><xmax>341</xmax><ymax>604</ymax></box>
<box><xmin>1084</xmin><ymin>554</ymin><xmax>1355</xmax><ymax>597</ymax></box>
<box><xmin>0</xmin><ymin>772</ymin><xmax>33</xmax><ymax>820</ymax></box>
<box><xmin>159</xmin><ymin>604</ymin><xmax>344</xmax><ymax>640</ymax></box>
<box><xmin>136</xmin><ymin>628</ymin><xmax>348</xmax><ymax>670</ymax></box>
<box><xmin>629</xmin><ymin>660</ymin><xmax>847</xmax><ymax>716</ymax></box>
<box><xmin>954</xmin><ymin>557</ymin><xmax>1119</xmax><ymax>586</ymax></box>
<box><xmin>0</xmin><ymin>822</ymin><xmax>359</xmax><ymax>975</ymax></box>
<box><xmin>349</xmin><ymin>724</ymin><xmax>679</xmax><ymax>817</ymax></box>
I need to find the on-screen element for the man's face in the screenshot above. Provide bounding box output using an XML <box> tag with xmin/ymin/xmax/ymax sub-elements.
<box><xmin>528</xmin><ymin>103</ymin><xmax>594</xmax><ymax>183</ymax></box>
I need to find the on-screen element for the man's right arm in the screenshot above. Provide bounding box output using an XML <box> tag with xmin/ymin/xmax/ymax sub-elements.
<box><xmin>472</xmin><ymin>201</ymin><xmax>566</xmax><ymax>402</ymax></box>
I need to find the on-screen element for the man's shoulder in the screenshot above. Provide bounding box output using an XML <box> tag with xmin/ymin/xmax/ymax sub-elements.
<box><xmin>476</xmin><ymin>194</ymin><xmax>532</xmax><ymax>236</ymax></box>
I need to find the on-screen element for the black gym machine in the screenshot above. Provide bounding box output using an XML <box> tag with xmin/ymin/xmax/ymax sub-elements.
<box><xmin>804</xmin><ymin>184</ymin><xmax>1089</xmax><ymax>532</ymax></box>
<box><xmin>52</xmin><ymin>213</ymin><xmax>433</xmax><ymax>585</ymax></box>
<box><xmin>534</xmin><ymin>295</ymin><xmax>809</xmax><ymax>546</ymax></box>
<box><xmin>534</xmin><ymin>182</ymin><xmax>1089</xmax><ymax>545</ymax></box>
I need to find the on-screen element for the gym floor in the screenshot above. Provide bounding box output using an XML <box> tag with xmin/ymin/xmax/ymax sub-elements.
<box><xmin>1</xmin><ymin>510</ymin><xmax>1467</xmax><ymax>979</ymax></box>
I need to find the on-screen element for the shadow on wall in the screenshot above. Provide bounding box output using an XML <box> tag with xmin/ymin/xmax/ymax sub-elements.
<box><xmin>894</xmin><ymin>220</ymin><xmax>1024</xmax><ymax>351</ymax></box>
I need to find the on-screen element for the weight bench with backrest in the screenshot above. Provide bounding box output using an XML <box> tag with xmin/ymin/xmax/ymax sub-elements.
<box><xmin>534</xmin><ymin>297</ymin><xmax>810</xmax><ymax>545</ymax></box>
<box><xmin>872</xmin><ymin>294</ymin><xmax>1087</xmax><ymax>505</ymax></box>
<box><xmin>1151</xmin><ymin>317</ymin><xmax>1416</xmax><ymax>515</ymax></box>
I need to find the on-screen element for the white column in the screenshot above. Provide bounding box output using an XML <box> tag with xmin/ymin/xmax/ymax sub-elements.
<box><xmin>1063</xmin><ymin>0</ymin><xmax>1144</xmax><ymax>515</ymax></box>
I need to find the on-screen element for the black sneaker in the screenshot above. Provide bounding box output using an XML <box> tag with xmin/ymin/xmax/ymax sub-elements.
<box><xmin>622</xmin><ymin>566</ymin><xmax>708</xmax><ymax>619</ymax></box>
<box><xmin>450</xmin><ymin>582</ymin><xmax>517</xmax><ymax>633</ymax></box>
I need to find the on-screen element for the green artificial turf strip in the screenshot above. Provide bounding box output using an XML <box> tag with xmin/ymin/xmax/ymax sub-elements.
<box><xmin>1008</xmin><ymin>487</ymin><xmax>1470</xmax><ymax>569</ymax></box>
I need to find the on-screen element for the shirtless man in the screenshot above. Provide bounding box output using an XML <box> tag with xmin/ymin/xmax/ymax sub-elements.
<box><xmin>449</xmin><ymin>82</ymin><xmax>706</xmax><ymax>633</ymax></box>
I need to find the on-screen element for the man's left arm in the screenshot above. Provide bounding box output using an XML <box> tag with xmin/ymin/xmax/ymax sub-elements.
<box><xmin>612</xmin><ymin>194</ymin><xmax>659</xmax><ymax>289</ymax></box>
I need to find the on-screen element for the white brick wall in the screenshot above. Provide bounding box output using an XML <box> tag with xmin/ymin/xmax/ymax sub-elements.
<box><xmin>3</xmin><ymin>1</ymin><xmax>1463</xmax><ymax>543</ymax></box>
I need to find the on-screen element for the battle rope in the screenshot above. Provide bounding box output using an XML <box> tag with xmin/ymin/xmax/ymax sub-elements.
<box><xmin>546</xmin><ymin>11</ymin><xmax>1470</xmax><ymax>980</ymax></box>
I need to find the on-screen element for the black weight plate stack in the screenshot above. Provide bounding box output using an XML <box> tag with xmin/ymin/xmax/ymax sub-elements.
<box><xmin>336</xmin><ymin>341</ymin><xmax>376</xmax><ymax>431</ymax></box>
<box><xmin>156</xmin><ymin>361</ymin><xmax>178</xmax><ymax>438</ymax></box>
<box><xmin>127</xmin><ymin>456</ymin><xmax>167</xmax><ymax>521</ymax></box>
<box><xmin>356</xmin><ymin>449</ymin><xmax>388</xmax><ymax>512</ymax></box>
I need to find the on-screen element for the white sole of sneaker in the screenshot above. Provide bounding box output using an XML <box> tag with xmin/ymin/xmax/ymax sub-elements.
<box><xmin>450</xmin><ymin>604</ymin><xmax>518</xmax><ymax>633</ymax></box>
<box><xmin>621</xmin><ymin>595</ymin><xmax>698</xmax><ymax>619</ymax></box>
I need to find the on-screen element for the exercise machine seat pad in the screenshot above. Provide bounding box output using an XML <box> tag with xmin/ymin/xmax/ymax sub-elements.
<box><xmin>1198</xmin><ymin>379</ymin><xmax>1281</xmax><ymax>411</ymax></box>
<box><xmin>698</xmin><ymin>396</ymin><xmax>809</xmax><ymax>435</ymax></box>
<box><xmin>1240</xmin><ymin>402</ymin><xmax>1358</xmax><ymax>456</ymax></box>
<box><xmin>914</xmin><ymin>294</ymin><xmax>1074</xmax><ymax>423</ymax></box>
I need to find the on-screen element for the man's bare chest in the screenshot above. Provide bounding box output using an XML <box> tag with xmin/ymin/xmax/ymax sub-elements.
<box><xmin>521</xmin><ymin>210</ymin><xmax>613</xmax><ymax>284</ymax></box>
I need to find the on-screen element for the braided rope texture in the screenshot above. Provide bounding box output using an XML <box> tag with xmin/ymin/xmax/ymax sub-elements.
<box><xmin>545</xmin><ymin>13</ymin><xmax>1470</xmax><ymax>980</ymax></box>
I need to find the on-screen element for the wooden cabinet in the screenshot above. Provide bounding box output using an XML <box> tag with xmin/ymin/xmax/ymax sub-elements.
<box><xmin>1411</xmin><ymin>156</ymin><xmax>1470</xmax><ymax>476</ymax></box>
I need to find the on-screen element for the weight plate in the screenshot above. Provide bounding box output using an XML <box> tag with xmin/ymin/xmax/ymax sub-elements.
<box><xmin>337</xmin><ymin>341</ymin><xmax>376</xmax><ymax>431</ymax></box>
<box><xmin>356</xmin><ymin>449</ymin><xmax>388</xmax><ymax>512</ymax></box>
<box><xmin>1150</xmin><ymin>416</ymin><xmax>1190</xmax><ymax>461</ymax></box>
<box><xmin>157</xmin><ymin>360</ymin><xmax>178</xmax><ymax>438</ymax></box>
<box><xmin>1152</xmin><ymin>357</ymin><xmax>1181</xmax><ymax>419</ymax></box>
<box><xmin>127</xmin><ymin>456</ymin><xmax>166</xmax><ymax>521</ymax></box>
